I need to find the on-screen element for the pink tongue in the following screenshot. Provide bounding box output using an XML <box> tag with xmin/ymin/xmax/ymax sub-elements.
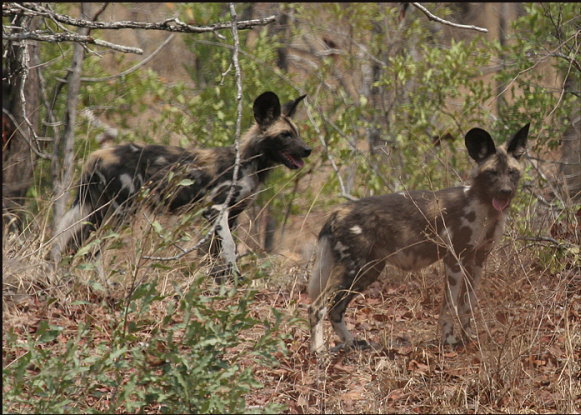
<box><xmin>492</xmin><ymin>198</ymin><xmax>509</xmax><ymax>212</ymax></box>
<box><xmin>286</xmin><ymin>153</ymin><xmax>304</xmax><ymax>168</ymax></box>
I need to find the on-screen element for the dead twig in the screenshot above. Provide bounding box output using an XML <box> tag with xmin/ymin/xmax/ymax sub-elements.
<box><xmin>3</xmin><ymin>3</ymin><xmax>276</xmax><ymax>34</ymax></box>
<box><xmin>79</xmin><ymin>34</ymin><xmax>176</xmax><ymax>82</ymax></box>
<box><xmin>3</xmin><ymin>31</ymin><xmax>144</xmax><ymax>54</ymax></box>
<box><xmin>411</xmin><ymin>3</ymin><xmax>489</xmax><ymax>33</ymax></box>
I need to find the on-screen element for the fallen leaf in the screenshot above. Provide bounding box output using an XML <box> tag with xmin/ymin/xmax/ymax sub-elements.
<box><xmin>408</xmin><ymin>359</ymin><xmax>430</xmax><ymax>375</ymax></box>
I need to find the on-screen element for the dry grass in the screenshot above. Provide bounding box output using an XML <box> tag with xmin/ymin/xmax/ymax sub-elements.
<box><xmin>3</xmin><ymin>198</ymin><xmax>580</xmax><ymax>414</ymax></box>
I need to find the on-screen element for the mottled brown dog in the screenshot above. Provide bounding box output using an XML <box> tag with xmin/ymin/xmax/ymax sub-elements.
<box><xmin>50</xmin><ymin>91</ymin><xmax>311</xmax><ymax>278</ymax></box>
<box><xmin>308</xmin><ymin>123</ymin><xmax>530</xmax><ymax>352</ymax></box>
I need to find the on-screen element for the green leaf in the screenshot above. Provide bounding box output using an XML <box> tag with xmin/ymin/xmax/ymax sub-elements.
<box><xmin>177</xmin><ymin>178</ymin><xmax>195</xmax><ymax>187</ymax></box>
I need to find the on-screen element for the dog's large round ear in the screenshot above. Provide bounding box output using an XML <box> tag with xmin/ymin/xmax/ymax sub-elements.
<box><xmin>507</xmin><ymin>123</ymin><xmax>529</xmax><ymax>159</ymax></box>
<box><xmin>253</xmin><ymin>91</ymin><xmax>281</xmax><ymax>127</ymax></box>
<box><xmin>282</xmin><ymin>94</ymin><xmax>307</xmax><ymax>118</ymax></box>
<box><xmin>465</xmin><ymin>127</ymin><xmax>496</xmax><ymax>162</ymax></box>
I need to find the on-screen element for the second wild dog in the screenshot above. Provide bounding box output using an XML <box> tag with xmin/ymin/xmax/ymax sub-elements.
<box><xmin>308</xmin><ymin>123</ymin><xmax>530</xmax><ymax>352</ymax></box>
<box><xmin>50</xmin><ymin>91</ymin><xmax>311</xmax><ymax>278</ymax></box>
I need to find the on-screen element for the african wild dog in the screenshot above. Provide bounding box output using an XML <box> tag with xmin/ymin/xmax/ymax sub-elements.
<box><xmin>50</xmin><ymin>91</ymin><xmax>311</xmax><ymax>278</ymax></box>
<box><xmin>308</xmin><ymin>123</ymin><xmax>530</xmax><ymax>352</ymax></box>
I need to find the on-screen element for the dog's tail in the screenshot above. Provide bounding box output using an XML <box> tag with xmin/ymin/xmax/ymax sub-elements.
<box><xmin>50</xmin><ymin>196</ymin><xmax>94</xmax><ymax>263</ymax></box>
<box><xmin>49</xmin><ymin>167</ymin><xmax>107</xmax><ymax>263</ymax></box>
<box><xmin>307</xmin><ymin>233</ymin><xmax>335</xmax><ymax>301</ymax></box>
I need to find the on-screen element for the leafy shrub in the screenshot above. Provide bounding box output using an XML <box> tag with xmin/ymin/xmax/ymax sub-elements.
<box><xmin>3</xmin><ymin>279</ymin><xmax>287</xmax><ymax>414</ymax></box>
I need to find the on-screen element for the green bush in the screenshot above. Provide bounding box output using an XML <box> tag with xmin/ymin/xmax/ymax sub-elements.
<box><xmin>3</xmin><ymin>280</ymin><xmax>287</xmax><ymax>414</ymax></box>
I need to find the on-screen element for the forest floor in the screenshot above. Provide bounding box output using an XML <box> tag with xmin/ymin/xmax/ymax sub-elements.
<box><xmin>3</xmin><ymin>211</ymin><xmax>580</xmax><ymax>414</ymax></box>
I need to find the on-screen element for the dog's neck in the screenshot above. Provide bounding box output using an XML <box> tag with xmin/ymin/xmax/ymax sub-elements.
<box><xmin>238</xmin><ymin>128</ymin><xmax>277</xmax><ymax>184</ymax></box>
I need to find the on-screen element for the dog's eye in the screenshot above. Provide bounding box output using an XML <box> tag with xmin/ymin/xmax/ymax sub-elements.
<box><xmin>509</xmin><ymin>169</ymin><xmax>520</xmax><ymax>178</ymax></box>
<box><xmin>280</xmin><ymin>132</ymin><xmax>293</xmax><ymax>139</ymax></box>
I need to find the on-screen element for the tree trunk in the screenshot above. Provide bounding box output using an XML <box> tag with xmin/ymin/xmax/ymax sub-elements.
<box><xmin>2</xmin><ymin>14</ymin><xmax>41</xmax><ymax>232</ymax></box>
<box><xmin>51</xmin><ymin>3</ymin><xmax>89</xmax><ymax>229</ymax></box>
<box><xmin>560</xmin><ymin>77</ymin><xmax>581</xmax><ymax>203</ymax></box>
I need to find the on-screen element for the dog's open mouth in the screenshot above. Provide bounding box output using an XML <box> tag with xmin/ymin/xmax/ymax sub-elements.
<box><xmin>281</xmin><ymin>152</ymin><xmax>305</xmax><ymax>169</ymax></box>
<box><xmin>492</xmin><ymin>198</ymin><xmax>510</xmax><ymax>212</ymax></box>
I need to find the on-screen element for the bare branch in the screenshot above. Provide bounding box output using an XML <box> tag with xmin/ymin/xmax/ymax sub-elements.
<box><xmin>15</xmin><ymin>25</ymin><xmax>41</xmax><ymax>153</ymax></box>
<box><xmin>547</xmin><ymin>50</ymin><xmax>581</xmax><ymax>74</ymax></box>
<box><xmin>80</xmin><ymin>33</ymin><xmax>176</xmax><ymax>82</ymax></box>
<box><xmin>2</xmin><ymin>108</ymin><xmax>52</xmax><ymax>159</ymax></box>
<box><xmin>3</xmin><ymin>3</ymin><xmax>276</xmax><ymax>34</ymax></box>
<box><xmin>303</xmin><ymin>106</ymin><xmax>358</xmax><ymax>202</ymax></box>
<box><xmin>80</xmin><ymin>108</ymin><xmax>119</xmax><ymax>145</ymax></box>
<box><xmin>3</xmin><ymin>31</ymin><xmax>144</xmax><ymax>54</ymax></box>
<box><xmin>411</xmin><ymin>3</ymin><xmax>489</xmax><ymax>33</ymax></box>
<box><xmin>518</xmin><ymin>235</ymin><xmax>573</xmax><ymax>248</ymax></box>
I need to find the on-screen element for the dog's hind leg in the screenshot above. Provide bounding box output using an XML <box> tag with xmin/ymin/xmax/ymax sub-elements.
<box><xmin>308</xmin><ymin>264</ymin><xmax>356</xmax><ymax>352</ymax></box>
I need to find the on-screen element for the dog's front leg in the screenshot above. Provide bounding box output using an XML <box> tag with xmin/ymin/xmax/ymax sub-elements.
<box><xmin>439</xmin><ymin>253</ymin><xmax>467</xmax><ymax>347</ymax></box>
<box><xmin>456</xmin><ymin>245</ymin><xmax>491</xmax><ymax>341</ymax></box>
<box><xmin>440</xmin><ymin>250</ymin><xmax>482</xmax><ymax>347</ymax></box>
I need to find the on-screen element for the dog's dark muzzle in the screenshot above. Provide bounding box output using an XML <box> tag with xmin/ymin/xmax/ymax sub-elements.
<box><xmin>281</xmin><ymin>146</ymin><xmax>311</xmax><ymax>169</ymax></box>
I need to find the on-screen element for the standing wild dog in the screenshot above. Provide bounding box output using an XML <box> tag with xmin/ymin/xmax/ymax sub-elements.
<box><xmin>308</xmin><ymin>123</ymin><xmax>530</xmax><ymax>352</ymax></box>
<box><xmin>50</xmin><ymin>91</ymin><xmax>311</xmax><ymax>277</ymax></box>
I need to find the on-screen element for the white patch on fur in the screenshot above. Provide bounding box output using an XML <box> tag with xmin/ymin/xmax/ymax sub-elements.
<box><xmin>119</xmin><ymin>173</ymin><xmax>135</xmax><ymax>194</ymax></box>
<box><xmin>155</xmin><ymin>156</ymin><xmax>167</xmax><ymax>165</ymax></box>
<box><xmin>96</xmin><ymin>169</ymin><xmax>107</xmax><ymax>185</ymax></box>
<box><xmin>350</xmin><ymin>225</ymin><xmax>362</xmax><ymax>235</ymax></box>
<box><xmin>129</xmin><ymin>144</ymin><xmax>140</xmax><ymax>152</ymax></box>
<box><xmin>308</xmin><ymin>236</ymin><xmax>334</xmax><ymax>300</ymax></box>
<box><xmin>209</xmin><ymin>181</ymin><xmax>231</xmax><ymax>200</ymax></box>
<box><xmin>463</xmin><ymin>186</ymin><xmax>471</xmax><ymax>195</ymax></box>
<box><xmin>334</xmin><ymin>241</ymin><xmax>350</xmax><ymax>260</ymax></box>
<box><xmin>237</xmin><ymin>168</ymin><xmax>259</xmax><ymax>200</ymax></box>
<box><xmin>438</xmin><ymin>268</ymin><xmax>464</xmax><ymax>345</ymax></box>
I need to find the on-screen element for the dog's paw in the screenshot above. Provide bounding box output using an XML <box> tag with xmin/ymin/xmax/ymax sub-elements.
<box><xmin>209</xmin><ymin>263</ymin><xmax>245</xmax><ymax>285</ymax></box>
<box><xmin>330</xmin><ymin>339</ymin><xmax>372</xmax><ymax>353</ymax></box>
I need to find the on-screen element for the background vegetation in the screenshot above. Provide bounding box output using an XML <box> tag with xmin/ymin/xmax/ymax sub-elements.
<box><xmin>3</xmin><ymin>3</ymin><xmax>579</xmax><ymax>413</ymax></box>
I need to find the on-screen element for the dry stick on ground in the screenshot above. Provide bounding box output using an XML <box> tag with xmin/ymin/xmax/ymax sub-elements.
<box><xmin>143</xmin><ymin>3</ymin><xmax>246</xmax><ymax>263</ymax></box>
